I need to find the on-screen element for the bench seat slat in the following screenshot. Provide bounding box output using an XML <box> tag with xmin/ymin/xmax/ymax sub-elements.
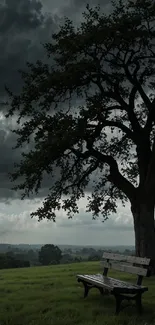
<box><xmin>77</xmin><ymin>274</ymin><xmax>112</xmax><ymax>291</ymax></box>
<box><xmin>101</xmin><ymin>261</ymin><xmax>148</xmax><ymax>276</ymax></box>
<box><xmin>102</xmin><ymin>252</ymin><xmax>150</xmax><ymax>265</ymax></box>
<box><xmin>77</xmin><ymin>274</ymin><xmax>148</xmax><ymax>294</ymax></box>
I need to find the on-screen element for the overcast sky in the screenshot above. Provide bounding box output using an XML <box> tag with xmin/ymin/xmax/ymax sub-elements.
<box><xmin>0</xmin><ymin>0</ymin><xmax>134</xmax><ymax>246</ymax></box>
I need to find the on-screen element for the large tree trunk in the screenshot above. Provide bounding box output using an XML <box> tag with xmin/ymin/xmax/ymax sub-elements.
<box><xmin>131</xmin><ymin>202</ymin><xmax>155</xmax><ymax>272</ymax></box>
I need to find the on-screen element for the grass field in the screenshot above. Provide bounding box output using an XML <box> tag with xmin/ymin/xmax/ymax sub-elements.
<box><xmin>0</xmin><ymin>261</ymin><xmax>155</xmax><ymax>325</ymax></box>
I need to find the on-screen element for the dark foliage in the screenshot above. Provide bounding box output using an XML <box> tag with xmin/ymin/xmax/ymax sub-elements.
<box><xmin>39</xmin><ymin>244</ymin><xmax>62</xmax><ymax>265</ymax></box>
<box><xmin>0</xmin><ymin>253</ymin><xmax>30</xmax><ymax>269</ymax></box>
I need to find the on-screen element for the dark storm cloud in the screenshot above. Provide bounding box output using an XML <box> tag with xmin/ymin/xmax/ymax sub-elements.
<box><xmin>0</xmin><ymin>0</ymin><xmax>43</xmax><ymax>32</ymax></box>
<box><xmin>0</xmin><ymin>0</ymin><xmax>61</xmax><ymax>96</ymax></box>
<box><xmin>0</xmin><ymin>0</ymin><xmax>111</xmax><ymax>97</ymax></box>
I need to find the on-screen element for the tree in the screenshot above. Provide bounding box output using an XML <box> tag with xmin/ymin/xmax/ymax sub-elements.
<box><xmin>5</xmin><ymin>0</ymin><xmax>155</xmax><ymax>260</ymax></box>
<box><xmin>39</xmin><ymin>244</ymin><xmax>62</xmax><ymax>265</ymax></box>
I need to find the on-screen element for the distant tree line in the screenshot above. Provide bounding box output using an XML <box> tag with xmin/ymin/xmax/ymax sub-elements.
<box><xmin>0</xmin><ymin>244</ymin><xmax>135</xmax><ymax>269</ymax></box>
<box><xmin>0</xmin><ymin>252</ymin><xmax>30</xmax><ymax>269</ymax></box>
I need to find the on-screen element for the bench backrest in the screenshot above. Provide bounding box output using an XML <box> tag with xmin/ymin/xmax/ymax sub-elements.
<box><xmin>101</xmin><ymin>252</ymin><xmax>151</xmax><ymax>285</ymax></box>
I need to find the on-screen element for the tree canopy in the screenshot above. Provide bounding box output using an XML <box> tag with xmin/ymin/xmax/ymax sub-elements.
<box><xmin>39</xmin><ymin>244</ymin><xmax>62</xmax><ymax>265</ymax></box>
<box><xmin>5</xmin><ymin>0</ymin><xmax>155</xmax><ymax>222</ymax></box>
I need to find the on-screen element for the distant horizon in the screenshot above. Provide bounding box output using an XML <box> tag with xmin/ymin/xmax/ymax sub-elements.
<box><xmin>0</xmin><ymin>243</ymin><xmax>134</xmax><ymax>247</ymax></box>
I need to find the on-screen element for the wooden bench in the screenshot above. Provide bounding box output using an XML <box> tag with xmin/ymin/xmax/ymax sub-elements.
<box><xmin>76</xmin><ymin>252</ymin><xmax>151</xmax><ymax>315</ymax></box>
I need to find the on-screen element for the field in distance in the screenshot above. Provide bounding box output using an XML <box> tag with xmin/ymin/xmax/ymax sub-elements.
<box><xmin>0</xmin><ymin>261</ymin><xmax>155</xmax><ymax>325</ymax></box>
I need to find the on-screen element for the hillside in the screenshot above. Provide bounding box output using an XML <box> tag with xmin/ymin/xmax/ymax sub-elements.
<box><xmin>0</xmin><ymin>262</ymin><xmax>154</xmax><ymax>325</ymax></box>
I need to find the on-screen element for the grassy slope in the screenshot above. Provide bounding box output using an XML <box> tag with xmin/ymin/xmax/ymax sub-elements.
<box><xmin>0</xmin><ymin>261</ymin><xmax>155</xmax><ymax>325</ymax></box>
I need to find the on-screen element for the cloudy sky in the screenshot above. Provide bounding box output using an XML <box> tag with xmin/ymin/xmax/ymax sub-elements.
<box><xmin>0</xmin><ymin>0</ymin><xmax>134</xmax><ymax>246</ymax></box>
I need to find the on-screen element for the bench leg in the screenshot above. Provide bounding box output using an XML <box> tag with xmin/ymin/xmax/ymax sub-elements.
<box><xmin>114</xmin><ymin>293</ymin><xmax>143</xmax><ymax>315</ymax></box>
<box><xmin>114</xmin><ymin>295</ymin><xmax>123</xmax><ymax>315</ymax></box>
<box><xmin>79</xmin><ymin>281</ymin><xmax>92</xmax><ymax>298</ymax></box>
<box><xmin>136</xmin><ymin>293</ymin><xmax>142</xmax><ymax>314</ymax></box>
<box><xmin>83</xmin><ymin>282</ymin><xmax>90</xmax><ymax>298</ymax></box>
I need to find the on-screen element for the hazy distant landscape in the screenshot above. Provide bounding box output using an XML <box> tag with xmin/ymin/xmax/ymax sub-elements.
<box><xmin>0</xmin><ymin>243</ymin><xmax>135</xmax><ymax>270</ymax></box>
<box><xmin>0</xmin><ymin>243</ymin><xmax>135</xmax><ymax>253</ymax></box>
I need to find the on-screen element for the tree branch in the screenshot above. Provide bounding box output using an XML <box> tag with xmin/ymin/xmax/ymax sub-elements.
<box><xmin>62</xmin><ymin>160</ymin><xmax>100</xmax><ymax>193</ymax></box>
<box><xmin>89</xmin><ymin>148</ymin><xmax>136</xmax><ymax>201</ymax></box>
<box><xmin>72</xmin><ymin>146</ymin><xmax>136</xmax><ymax>201</ymax></box>
<box><xmin>105</xmin><ymin>104</ymin><xmax>126</xmax><ymax>112</ymax></box>
<box><xmin>102</xmin><ymin>120</ymin><xmax>135</xmax><ymax>141</ymax></box>
<box><xmin>125</xmin><ymin>64</ymin><xmax>152</xmax><ymax>111</ymax></box>
<box><xmin>128</xmin><ymin>86</ymin><xmax>142</xmax><ymax>133</ymax></box>
<box><xmin>94</xmin><ymin>72</ymin><xmax>128</xmax><ymax>109</ymax></box>
<box><xmin>85</xmin><ymin>118</ymin><xmax>135</xmax><ymax>144</ymax></box>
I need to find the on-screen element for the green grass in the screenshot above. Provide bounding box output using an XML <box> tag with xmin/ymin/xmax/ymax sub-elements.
<box><xmin>0</xmin><ymin>262</ymin><xmax>155</xmax><ymax>325</ymax></box>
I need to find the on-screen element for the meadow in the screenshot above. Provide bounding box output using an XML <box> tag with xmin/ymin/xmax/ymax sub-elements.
<box><xmin>0</xmin><ymin>261</ymin><xmax>155</xmax><ymax>325</ymax></box>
